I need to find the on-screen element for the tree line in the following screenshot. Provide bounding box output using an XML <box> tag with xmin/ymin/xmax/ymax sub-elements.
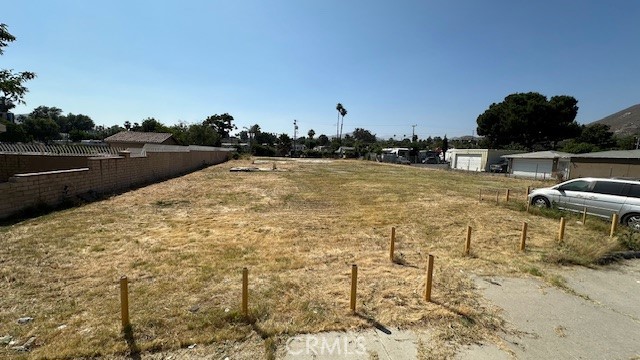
<box><xmin>476</xmin><ymin>92</ymin><xmax>631</xmax><ymax>153</ymax></box>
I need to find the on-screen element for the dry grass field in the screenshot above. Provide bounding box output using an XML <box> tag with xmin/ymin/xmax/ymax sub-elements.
<box><xmin>0</xmin><ymin>158</ymin><xmax>624</xmax><ymax>359</ymax></box>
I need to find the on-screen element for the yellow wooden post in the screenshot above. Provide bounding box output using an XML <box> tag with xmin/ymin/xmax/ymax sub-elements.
<box><xmin>464</xmin><ymin>226</ymin><xmax>472</xmax><ymax>256</ymax></box>
<box><xmin>610</xmin><ymin>214</ymin><xmax>619</xmax><ymax>237</ymax></box>
<box><xmin>350</xmin><ymin>264</ymin><xmax>357</xmax><ymax>313</ymax></box>
<box><xmin>520</xmin><ymin>222</ymin><xmax>528</xmax><ymax>251</ymax></box>
<box><xmin>120</xmin><ymin>276</ymin><xmax>130</xmax><ymax>330</ymax></box>
<box><xmin>558</xmin><ymin>217</ymin><xmax>566</xmax><ymax>242</ymax></box>
<box><xmin>390</xmin><ymin>227</ymin><xmax>395</xmax><ymax>262</ymax></box>
<box><xmin>424</xmin><ymin>255</ymin><xmax>434</xmax><ymax>302</ymax></box>
<box><xmin>242</xmin><ymin>267</ymin><xmax>248</xmax><ymax>316</ymax></box>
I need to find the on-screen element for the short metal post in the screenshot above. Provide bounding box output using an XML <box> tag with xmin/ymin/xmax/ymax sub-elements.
<box><xmin>558</xmin><ymin>217</ymin><xmax>566</xmax><ymax>242</ymax></box>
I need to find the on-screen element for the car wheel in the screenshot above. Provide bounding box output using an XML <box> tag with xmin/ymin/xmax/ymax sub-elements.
<box><xmin>622</xmin><ymin>213</ymin><xmax>640</xmax><ymax>231</ymax></box>
<box><xmin>531</xmin><ymin>196</ymin><xmax>550</xmax><ymax>208</ymax></box>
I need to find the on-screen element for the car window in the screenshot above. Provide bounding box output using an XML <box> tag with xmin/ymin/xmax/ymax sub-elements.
<box><xmin>625</xmin><ymin>184</ymin><xmax>640</xmax><ymax>198</ymax></box>
<box><xmin>558</xmin><ymin>180</ymin><xmax>591</xmax><ymax>192</ymax></box>
<box><xmin>592</xmin><ymin>181</ymin><xmax>625</xmax><ymax>196</ymax></box>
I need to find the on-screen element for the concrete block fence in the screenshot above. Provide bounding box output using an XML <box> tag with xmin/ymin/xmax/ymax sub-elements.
<box><xmin>0</xmin><ymin>146</ymin><xmax>231</xmax><ymax>219</ymax></box>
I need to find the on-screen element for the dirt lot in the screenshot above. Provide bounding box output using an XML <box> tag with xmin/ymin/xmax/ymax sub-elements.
<box><xmin>0</xmin><ymin>158</ymin><xmax>632</xmax><ymax>359</ymax></box>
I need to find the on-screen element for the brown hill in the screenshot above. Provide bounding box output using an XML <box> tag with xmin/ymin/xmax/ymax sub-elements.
<box><xmin>590</xmin><ymin>103</ymin><xmax>640</xmax><ymax>136</ymax></box>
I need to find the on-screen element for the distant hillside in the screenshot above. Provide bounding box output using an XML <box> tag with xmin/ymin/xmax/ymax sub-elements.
<box><xmin>590</xmin><ymin>103</ymin><xmax>640</xmax><ymax>136</ymax></box>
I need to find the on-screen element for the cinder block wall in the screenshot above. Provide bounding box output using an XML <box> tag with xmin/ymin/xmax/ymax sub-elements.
<box><xmin>0</xmin><ymin>150</ymin><xmax>229</xmax><ymax>219</ymax></box>
<box><xmin>0</xmin><ymin>154</ymin><xmax>90</xmax><ymax>182</ymax></box>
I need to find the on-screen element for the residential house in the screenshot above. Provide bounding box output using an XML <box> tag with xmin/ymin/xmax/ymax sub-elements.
<box><xmin>448</xmin><ymin>149</ymin><xmax>522</xmax><ymax>172</ymax></box>
<box><xmin>104</xmin><ymin>131</ymin><xmax>178</xmax><ymax>148</ymax></box>
<box><xmin>502</xmin><ymin>151</ymin><xmax>572</xmax><ymax>180</ymax></box>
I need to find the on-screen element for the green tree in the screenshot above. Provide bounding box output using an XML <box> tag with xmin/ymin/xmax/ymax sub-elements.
<box><xmin>352</xmin><ymin>128</ymin><xmax>377</xmax><ymax>143</ymax></box>
<box><xmin>23</xmin><ymin>117</ymin><xmax>60</xmax><ymax>143</ymax></box>
<box><xmin>442</xmin><ymin>135</ymin><xmax>449</xmax><ymax>158</ymax></box>
<box><xmin>476</xmin><ymin>92</ymin><xmax>580</xmax><ymax>150</ymax></box>
<box><xmin>204</xmin><ymin>113</ymin><xmax>236</xmax><ymax>138</ymax></box>
<box><xmin>186</xmin><ymin>123</ymin><xmax>220</xmax><ymax>146</ymax></box>
<box><xmin>577</xmin><ymin>123</ymin><xmax>615</xmax><ymax>149</ymax></box>
<box><xmin>616</xmin><ymin>135</ymin><xmax>637</xmax><ymax>150</ymax></box>
<box><xmin>276</xmin><ymin>133</ymin><xmax>292</xmax><ymax>156</ymax></box>
<box><xmin>317</xmin><ymin>134</ymin><xmax>329</xmax><ymax>146</ymax></box>
<box><xmin>65</xmin><ymin>113</ymin><xmax>95</xmax><ymax>132</ymax></box>
<box><xmin>0</xmin><ymin>120</ymin><xmax>29</xmax><ymax>142</ymax></box>
<box><xmin>30</xmin><ymin>106</ymin><xmax>63</xmax><ymax>122</ymax></box>
<box><xmin>140</xmin><ymin>117</ymin><xmax>170</xmax><ymax>132</ymax></box>
<box><xmin>307</xmin><ymin>129</ymin><xmax>316</xmax><ymax>139</ymax></box>
<box><xmin>560</xmin><ymin>123</ymin><xmax>616</xmax><ymax>153</ymax></box>
<box><xmin>0</xmin><ymin>24</ymin><xmax>36</xmax><ymax>107</ymax></box>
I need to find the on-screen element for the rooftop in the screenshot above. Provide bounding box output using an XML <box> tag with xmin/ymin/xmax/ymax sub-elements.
<box><xmin>104</xmin><ymin>131</ymin><xmax>175</xmax><ymax>144</ymax></box>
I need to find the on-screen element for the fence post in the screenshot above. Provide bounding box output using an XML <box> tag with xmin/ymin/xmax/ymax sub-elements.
<box><xmin>610</xmin><ymin>214</ymin><xmax>619</xmax><ymax>237</ymax></box>
<box><xmin>390</xmin><ymin>227</ymin><xmax>395</xmax><ymax>262</ymax></box>
<box><xmin>242</xmin><ymin>267</ymin><xmax>248</xmax><ymax>317</ymax></box>
<box><xmin>520</xmin><ymin>222</ymin><xmax>528</xmax><ymax>251</ymax></box>
<box><xmin>558</xmin><ymin>217</ymin><xmax>566</xmax><ymax>242</ymax></box>
<box><xmin>506</xmin><ymin>189</ymin><xmax>510</xmax><ymax>202</ymax></box>
<box><xmin>464</xmin><ymin>226</ymin><xmax>472</xmax><ymax>256</ymax></box>
<box><xmin>350</xmin><ymin>264</ymin><xmax>358</xmax><ymax>314</ymax></box>
<box><xmin>424</xmin><ymin>255</ymin><xmax>434</xmax><ymax>302</ymax></box>
<box><xmin>120</xmin><ymin>276</ymin><xmax>130</xmax><ymax>330</ymax></box>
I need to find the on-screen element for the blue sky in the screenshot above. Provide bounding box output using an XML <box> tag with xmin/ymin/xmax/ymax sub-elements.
<box><xmin>3</xmin><ymin>1</ymin><xmax>639</xmax><ymax>139</ymax></box>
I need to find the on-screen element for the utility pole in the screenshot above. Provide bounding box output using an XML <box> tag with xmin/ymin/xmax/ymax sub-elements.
<box><xmin>293</xmin><ymin>119</ymin><xmax>298</xmax><ymax>157</ymax></box>
<box><xmin>411</xmin><ymin>124</ymin><xmax>417</xmax><ymax>141</ymax></box>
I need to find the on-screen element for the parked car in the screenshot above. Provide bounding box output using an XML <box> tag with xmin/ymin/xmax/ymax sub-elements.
<box><xmin>397</xmin><ymin>156</ymin><xmax>411</xmax><ymax>165</ymax></box>
<box><xmin>422</xmin><ymin>155</ymin><xmax>439</xmax><ymax>164</ymax></box>
<box><xmin>489</xmin><ymin>159</ymin><xmax>508</xmax><ymax>173</ymax></box>
<box><xmin>528</xmin><ymin>177</ymin><xmax>640</xmax><ymax>230</ymax></box>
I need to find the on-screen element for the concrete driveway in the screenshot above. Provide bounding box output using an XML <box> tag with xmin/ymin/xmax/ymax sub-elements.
<box><xmin>461</xmin><ymin>260</ymin><xmax>640</xmax><ymax>359</ymax></box>
<box><xmin>278</xmin><ymin>260</ymin><xmax>640</xmax><ymax>359</ymax></box>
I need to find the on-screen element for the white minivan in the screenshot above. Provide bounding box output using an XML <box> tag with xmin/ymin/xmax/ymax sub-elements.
<box><xmin>528</xmin><ymin>177</ymin><xmax>640</xmax><ymax>230</ymax></box>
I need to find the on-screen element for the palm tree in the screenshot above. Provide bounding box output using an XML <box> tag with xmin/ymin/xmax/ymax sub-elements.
<box><xmin>339</xmin><ymin>107</ymin><xmax>347</xmax><ymax>141</ymax></box>
<box><xmin>336</xmin><ymin>103</ymin><xmax>344</xmax><ymax>140</ymax></box>
<box><xmin>307</xmin><ymin>129</ymin><xmax>315</xmax><ymax>139</ymax></box>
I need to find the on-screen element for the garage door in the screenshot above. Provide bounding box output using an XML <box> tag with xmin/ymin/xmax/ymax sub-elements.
<box><xmin>512</xmin><ymin>159</ymin><xmax>553</xmax><ymax>179</ymax></box>
<box><xmin>455</xmin><ymin>154</ymin><xmax>482</xmax><ymax>172</ymax></box>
